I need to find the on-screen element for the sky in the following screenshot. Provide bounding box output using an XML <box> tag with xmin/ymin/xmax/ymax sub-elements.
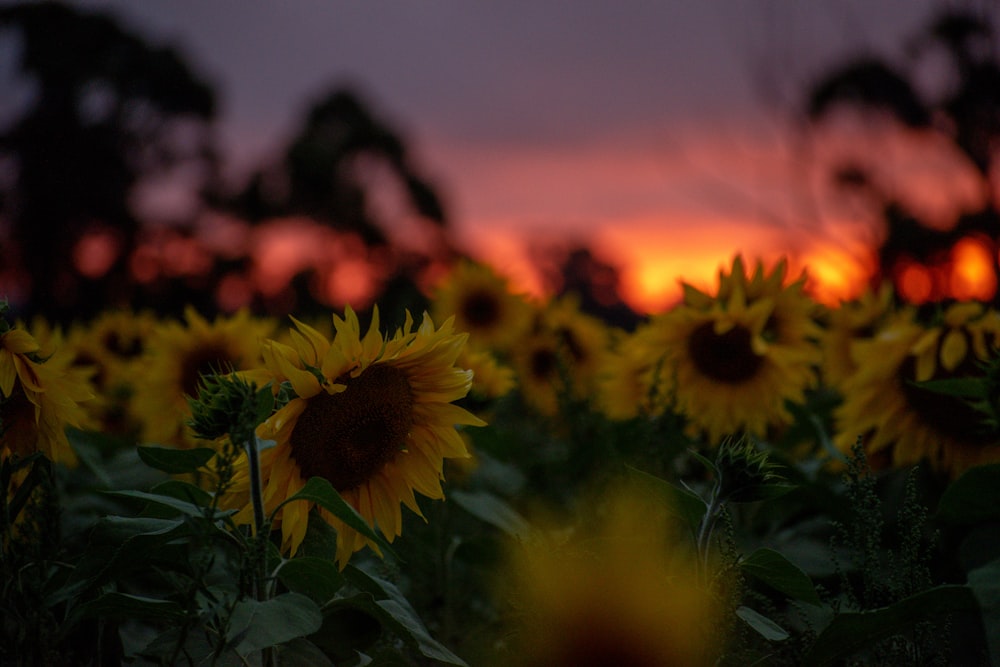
<box><xmin>67</xmin><ymin>0</ymin><xmax>950</xmax><ymax>310</ymax></box>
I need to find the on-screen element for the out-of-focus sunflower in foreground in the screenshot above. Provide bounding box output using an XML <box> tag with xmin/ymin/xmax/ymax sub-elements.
<box><xmin>495</xmin><ymin>484</ymin><xmax>719</xmax><ymax>667</ymax></box>
<box><xmin>655</xmin><ymin>256</ymin><xmax>822</xmax><ymax>444</ymax></box>
<box><xmin>132</xmin><ymin>307</ymin><xmax>276</xmax><ymax>447</ymax></box>
<box><xmin>224</xmin><ymin>307</ymin><xmax>484</xmax><ymax>567</ymax></box>
<box><xmin>1</xmin><ymin>318</ymin><xmax>92</xmax><ymax>467</ymax></box>
<box><xmin>834</xmin><ymin>302</ymin><xmax>1000</xmax><ymax>476</ymax></box>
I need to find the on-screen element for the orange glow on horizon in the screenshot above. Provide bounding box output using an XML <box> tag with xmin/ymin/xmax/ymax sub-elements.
<box><xmin>949</xmin><ymin>235</ymin><xmax>996</xmax><ymax>301</ymax></box>
<box><xmin>897</xmin><ymin>261</ymin><xmax>934</xmax><ymax>304</ymax></box>
<box><xmin>73</xmin><ymin>229</ymin><xmax>120</xmax><ymax>278</ymax></box>
<box><xmin>459</xmin><ymin>215</ymin><xmax>874</xmax><ymax>314</ymax></box>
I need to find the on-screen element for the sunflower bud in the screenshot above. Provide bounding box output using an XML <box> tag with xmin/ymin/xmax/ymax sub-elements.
<box><xmin>187</xmin><ymin>371</ymin><xmax>273</xmax><ymax>446</ymax></box>
<box><xmin>714</xmin><ymin>434</ymin><xmax>787</xmax><ymax>503</ymax></box>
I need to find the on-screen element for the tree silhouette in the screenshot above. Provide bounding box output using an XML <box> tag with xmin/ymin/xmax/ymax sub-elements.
<box><xmin>806</xmin><ymin>7</ymin><xmax>1000</xmax><ymax>303</ymax></box>
<box><xmin>221</xmin><ymin>87</ymin><xmax>453</xmax><ymax>247</ymax></box>
<box><xmin>0</xmin><ymin>2</ymin><xmax>217</xmax><ymax>323</ymax></box>
<box><xmin>209</xmin><ymin>86</ymin><xmax>459</xmax><ymax>318</ymax></box>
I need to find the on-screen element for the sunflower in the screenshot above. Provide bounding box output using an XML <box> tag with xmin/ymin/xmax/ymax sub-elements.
<box><xmin>47</xmin><ymin>309</ymin><xmax>160</xmax><ymax>438</ymax></box>
<box><xmin>596</xmin><ymin>321</ymin><xmax>673</xmax><ymax>421</ymax></box>
<box><xmin>430</xmin><ymin>260</ymin><xmax>534</xmax><ymax>353</ymax></box>
<box><xmin>224</xmin><ymin>307</ymin><xmax>484</xmax><ymax>567</ymax></box>
<box><xmin>820</xmin><ymin>282</ymin><xmax>909</xmax><ymax>389</ymax></box>
<box><xmin>496</xmin><ymin>484</ymin><xmax>718</xmax><ymax>667</ymax></box>
<box><xmin>132</xmin><ymin>307</ymin><xmax>276</xmax><ymax>448</ymax></box>
<box><xmin>657</xmin><ymin>256</ymin><xmax>822</xmax><ymax>444</ymax></box>
<box><xmin>458</xmin><ymin>341</ymin><xmax>516</xmax><ymax>401</ymax></box>
<box><xmin>510</xmin><ymin>328</ymin><xmax>564</xmax><ymax>417</ymax></box>
<box><xmin>834</xmin><ymin>302</ymin><xmax>1000</xmax><ymax>477</ymax></box>
<box><xmin>509</xmin><ymin>295</ymin><xmax>611</xmax><ymax>417</ymax></box>
<box><xmin>1</xmin><ymin>321</ymin><xmax>93</xmax><ymax>466</ymax></box>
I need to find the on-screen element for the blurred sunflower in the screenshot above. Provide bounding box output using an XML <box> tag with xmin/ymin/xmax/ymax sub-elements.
<box><xmin>510</xmin><ymin>329</ymin><xmax>564</xmax><ymax>417</ymax></box>
<box><xmin>496</xmin><ymin>484</ymin><xmax>718</xmax><ymax>667</ymax></box>
<box><xmin>430</xmin><ymin>260</ymin><xmax>533</xmax><ymax>352</ymax></box>
<box><xmin>458</xmin><ymin>341</ymin><xmax>516</xmax><ymax>401</ymax></box>
<box><xmin>58</xmin><ymin>309</ymin><xmax>159</xmax><ymax>438</ymax></box>
<box><xmin>1</xmin><ymin>320</ymin><xmax>93</xmax><ymax>466</ymax></box>
<box><xmin>821</xmin><ymin>282</ymin><xmax>908</xmax><ymax>389</ymax></box>
<box><xmin>834</xmin><ymin>302</ymin><xmax>1000</xmax><ymax>476</ymax></box>
<box><xmin>597</xmin><ymin>321</ymin><xmax>672</xmax><ymax>421</ymax></box>
<box><xmin>225</xmin><ymin>307</ymin><xmax>484</xmax><ymax>567</ymax></box>
<box><xmin>510</xmin><ymin>296</ymin><xmax>610</xmax><ymax>417</ymax></box>
<box><xmin>132</xmin><ymin>307</ymin><xmax>276</xmax><ymax>447</ymax></box>
<box><xmin>658</xmin><ymin>256</ymin><xmax>822</xmax><ymax>444</ymax></box>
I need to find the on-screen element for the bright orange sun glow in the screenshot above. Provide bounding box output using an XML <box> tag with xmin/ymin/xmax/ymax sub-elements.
<box><xmin>460</xmin><ymin>215</ymin><xmax>874</xmax><ymax>314</ymax></box>
<box><xmin>949</xmin><ymin>235</ymin><xmax>996</xmax><ymax>301</ymax></box>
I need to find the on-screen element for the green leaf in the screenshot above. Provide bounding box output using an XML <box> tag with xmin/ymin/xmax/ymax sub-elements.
<box><xmin>624</xmin><ymin>464</ymin><xmax>706</xmax><ymax>535</ymax></box>
<box><xmin>936</xmin><ymin>463</ymin><xmax>1000</xmax><ymax>525</ymax></box>
<box><xmin>149</xmin><ymin>479</ymin><xmax>213</xmax><ymax>506</ymax></box>
<box><xmin>803</xmin><ymin>585</ymin><xmax>979</xmax><ymax>666</ymax></box>
<box><xmin>968</xmin><ymin>557</ymin><xmax>1000</xmax><ymax>667</ymax></box>
<box><xmin>137</xmin><ymin>444</ymin><xmax>217</xmax><ymax>474</ymax></box>
<box><xmin>344</xmin><ymin>566</ymin><xmax>468</xmax><ymax>666</ymax></box>
<box><xmin>741</xmin><ymin>547</ymin><xmax>823</xmax><ymax>607</ymax></box>
<box><xmin>227</xmin><ymin>592</ymin><xmax>323</xmax><ymax>656</ymax></box>
<box><xmin>61</xmin><ymin>592</ymin><xmax>185</xmax><ymax>637</ymax></box>
<box><xmin>255</xmin><ymin>385</ymin><xmax>276</xmax><ymax>423</ymax></box>
<box><xmin>55</xmin><ymin>516</ymin><xmax>192</xmax><ymax>603</ymax></box>
<box><xmin>103</xmin><ymin>488</ymin><xmax>234</xmax><ymax>519</ymax></box>
<box><xmin>272</xmin><ymin>476</ymin><xmax>398</xmax><ymax>562</ymax></box>
<box><xmin>275</xmin><ymin>556</ymin><xmax>345</xmax><ymax>605</ymax></box>
<box><xmin>908</xmin><ymin>377</ymin><xmax>988</xmax><ymax>400</ymax></box>
<box><xmin>736</xmin><ymin>606</ymin><xmax>789</xmax><ymax>641</ymax></box>
<box><xmin>448</xmin><ymin>489</ymin><xmax>531</xmax><ymax>539</ymax></box>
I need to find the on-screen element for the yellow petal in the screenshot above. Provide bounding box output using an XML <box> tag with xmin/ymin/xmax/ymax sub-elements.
<box><xmin>275</xmin><ymin>353</ymin><xmax>320</xmax><ymax>398</ymax></box>
<box><xmin>0</xmin><ymin>351</ymin><xmax>15</xmax><ymax>397</ymax></box>
<box><xmin>939</xmin><ymin>329</ymin><xmax>968</xmax><ymax>372</ymax></box>
<box><xmin>288</xmin><ymin>316</ymin><xmax>330</xmax><ymax>366</ymax></box>
<box><xmin>914</xmin><ymin>350</ymin><xmax>936</xmax><ymax>383</ymax></box>
<box><xmin>2</xmin><ymin>329</ymin><xmax>41</xmax><ymax>354</ymax></box>
<box><xmin>682</xmin><ymin>283</ymin><xmax>713</xmax><ymax>309</ymax></box>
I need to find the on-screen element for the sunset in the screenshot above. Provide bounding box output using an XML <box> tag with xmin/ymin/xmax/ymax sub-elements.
<box><xmin>2</xmin><ymin>3</ymin><xmax>999</xmax><ymax>665</ymax></box>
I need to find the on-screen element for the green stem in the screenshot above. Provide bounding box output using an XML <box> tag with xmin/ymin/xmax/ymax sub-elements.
<box><xmin>696</xmin><ymin>489</ymin><xmax>722</xmax><ymax>579</ymax></box>
<box><xmin>245</xmin><ymin>436</ymin><xmax>274</xmax><ymax>667</ymax></box>
<box><xmin>247</xmin><ymin>437</ymin><xmax>267</xmax><ymax>554</ymax></box>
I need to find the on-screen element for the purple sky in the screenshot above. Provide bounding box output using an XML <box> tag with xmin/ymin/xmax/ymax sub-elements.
<box><xmin>71</xmin><ymin>1</ymin><xmax>934</xmax><ymax>170</ymax></box>
<box><xmin>58</xmin><ymin>1</ymin><xmax>947</xmax><ymax>306</ymax></box>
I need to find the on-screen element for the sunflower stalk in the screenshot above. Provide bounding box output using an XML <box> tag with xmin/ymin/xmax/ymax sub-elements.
<box><xmin>186</xmin><ymin>371</ymin><xmax>277</xmax><ymax>666</ymax></box>
<box><xmin>246</xmin><ymin>434</ymin><xmax>270</xmax><ymax>600</ymax></box>
<box><xmin>692</xmin><ymin>435</ymin><xmax>786</xmax><ymax>578</ymax></box>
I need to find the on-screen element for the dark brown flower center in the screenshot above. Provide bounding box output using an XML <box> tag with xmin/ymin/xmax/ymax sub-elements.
<box><xmin>530</xmin><ymin>347</ymin><xmax>558</xmax><ymax>380</ymax></box>
<box><xmin>688</xmin><ymin>321</ymin><xmax>763</xmax><ymax>383</ymax></box>
<box><xmin>102</xmin><ymin>330</ymin><xmax>143</xmax><ymax>358</ymax></box>
<box><xmin>461</xmin><ymin>289</ymin><xmax>501</xmax><ymax>328</ymax></box>
<box><xmin>289</xmin><ymin>364</ymin><xmax>413</xmax><ymax>491</ymax></box>
<box><xmin>180</xmin><ymin>343</ymin><xmax>236</xmax><ymax>397</ymax></box>
<box><xmin>899</xmin><ymin>335</ymin><xmax>993</xmax><ymax>445</ymax></box>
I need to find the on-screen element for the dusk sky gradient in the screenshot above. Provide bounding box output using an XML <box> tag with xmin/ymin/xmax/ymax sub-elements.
<box><xmin>66</xmin><ymin>0</ymin><xmax>946</xmax><ymax>309</ymax></box>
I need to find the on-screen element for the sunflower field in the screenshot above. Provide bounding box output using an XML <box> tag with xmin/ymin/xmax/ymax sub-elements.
<box><xmin>2</xmin><ymin>254</ymin><xmax>999</xmax><ymax>666</ymax></box>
